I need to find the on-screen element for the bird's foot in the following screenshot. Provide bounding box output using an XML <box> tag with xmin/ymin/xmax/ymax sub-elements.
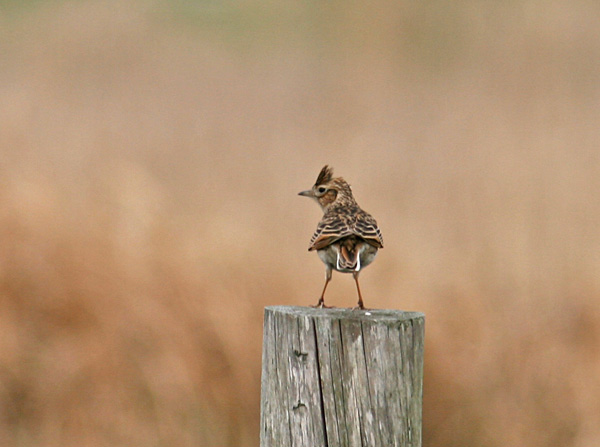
<box><xmin>351</xmin><ymin>302</ymin><xmax>368</xmax><ymax>311</ymax></box>
<box><xmin>311</xmin><ymin>298</ymin><xmax>334</xmax><ymax>309</ymax></box>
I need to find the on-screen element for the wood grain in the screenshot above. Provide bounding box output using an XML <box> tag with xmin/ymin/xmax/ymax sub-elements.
<box><xmin>260</xmin><ymin>306</ymin><xmax>425</xmax><ymax>447</ymax></box>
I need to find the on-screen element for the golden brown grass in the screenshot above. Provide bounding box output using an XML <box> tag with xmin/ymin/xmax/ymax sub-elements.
<box><xmin>1</xmin><ymin>1</ymin><xmax>600</xmax><ymax>446</ymax></box>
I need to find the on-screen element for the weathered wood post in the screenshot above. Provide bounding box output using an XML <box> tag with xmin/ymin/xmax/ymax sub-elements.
<box><xmin>260</xmin><ymin>306</ymin><xmax>425</xmax><ymax>447</ymax></box>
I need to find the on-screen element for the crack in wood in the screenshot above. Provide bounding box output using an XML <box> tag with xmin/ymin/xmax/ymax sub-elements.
<box><xmin>312</xmin><ymin>318</ymin><xmax>329</xmax><ymax>447</ymax></box>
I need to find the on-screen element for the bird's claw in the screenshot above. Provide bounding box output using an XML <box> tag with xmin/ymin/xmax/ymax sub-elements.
<box><xmin>351</xmin><ymin>303</ymin><xmax>368</xmax><ymax>311</ymax></box>
<box><xmin>311</xmin><ymin>299</ymin><xmax>334</xmax><ymax>309</ymax></box>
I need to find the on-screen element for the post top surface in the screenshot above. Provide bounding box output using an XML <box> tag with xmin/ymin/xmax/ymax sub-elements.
<box><xmin>264</xmin><ymin>305</ymin><xmax>424</xmax><ymax>323</ymax></box>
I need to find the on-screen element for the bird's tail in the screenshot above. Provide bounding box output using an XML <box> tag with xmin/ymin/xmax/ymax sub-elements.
<box><xmin>336</xmin><ymin>236</ymin><xmax>363</xmax><ymax>271</ymax></box>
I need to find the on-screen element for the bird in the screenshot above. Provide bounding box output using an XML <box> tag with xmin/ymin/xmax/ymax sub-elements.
<box><xmin>298</xmin><ymin>165</ymin><xmax>383</xmax><ymax>309</ymax></box>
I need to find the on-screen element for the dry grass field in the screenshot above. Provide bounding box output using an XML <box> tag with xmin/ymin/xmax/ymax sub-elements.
<box><xmin>1</xmin><ymin>1</ymin><xmax>600</xmax><ymax>446</ymax></box>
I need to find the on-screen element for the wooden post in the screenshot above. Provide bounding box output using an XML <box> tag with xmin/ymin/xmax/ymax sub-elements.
<box><xmin>260</xmin><ymin>306</ymin><xmax>425</xmax><ymax>447</ymax></box>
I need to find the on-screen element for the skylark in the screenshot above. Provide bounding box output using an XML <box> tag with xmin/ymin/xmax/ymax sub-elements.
<box><xmin>299</xmin><ymin>165</ymin><xmax>383</xmax><ymax>309</ymax></box>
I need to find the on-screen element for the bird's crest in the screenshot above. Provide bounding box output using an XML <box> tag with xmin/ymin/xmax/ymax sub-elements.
<box><xmin>315</xmin><ymin>165</ymin><xmax>334</xmax><ymax>186</ymax></box>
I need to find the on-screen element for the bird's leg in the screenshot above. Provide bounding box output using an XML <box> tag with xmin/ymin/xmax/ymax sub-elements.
<box><xmin>352</xmin><ymin>271</ymin><xmax>366</xmax><ymax>310</ymax></box>
<box><xmin>312</xmin><ymin>268</ymin><xmax>333</xmax><ymax>308</ymax></box>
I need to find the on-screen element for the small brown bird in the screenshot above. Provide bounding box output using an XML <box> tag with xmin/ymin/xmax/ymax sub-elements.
<box><xmin>299</xmin><ymin>165</ymin><xmax>383</xmax><ymax>309</ymax></box>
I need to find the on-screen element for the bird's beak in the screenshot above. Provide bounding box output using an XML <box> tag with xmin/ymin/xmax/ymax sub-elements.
<box><xmin>298</xmin><ymin>190</ymin><xmax>313</xmax><ymax>197</ymax></box>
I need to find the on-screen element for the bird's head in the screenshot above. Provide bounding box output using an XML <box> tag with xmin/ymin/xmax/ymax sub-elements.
<box><xmin>298</xmin><ymin>165</ymin><xmax>354</xmax><ymax>211</ymax></box>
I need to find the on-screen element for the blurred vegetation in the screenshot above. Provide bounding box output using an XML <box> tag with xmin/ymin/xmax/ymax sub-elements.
<box><xmin>1</xmin><ymin>0</ymin><xmax>600</xmax><ymax>446</ymax></box>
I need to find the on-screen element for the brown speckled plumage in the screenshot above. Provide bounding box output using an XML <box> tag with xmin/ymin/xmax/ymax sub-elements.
<box><xmin>298</xmin><ymin>165</ymin><xmax>383</xmax><ymax>309</ymax></box>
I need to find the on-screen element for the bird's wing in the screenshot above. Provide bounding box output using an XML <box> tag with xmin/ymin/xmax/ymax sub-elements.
<box><xmin>353</xmin><ymin>211</ymin><xmax>384</xmax><ymax>248</ymax></box>
<box><xmin>308</xmin><ymin>214</ymin><xmax>353</xmax><ymax>251</ymax></box>
<box><xmin>308</xmin><ymin>210</ymin><xmax>383</xmax><ymax>251</ymax></box>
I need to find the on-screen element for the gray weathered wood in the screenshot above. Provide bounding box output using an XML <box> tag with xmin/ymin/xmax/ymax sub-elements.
<box><xmin>260</xmin><ymin>306</ymin><xmax>425</xmax><ymax>447</ymax></box>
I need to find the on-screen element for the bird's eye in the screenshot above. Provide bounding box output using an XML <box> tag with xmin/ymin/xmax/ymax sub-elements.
<box><xmin>317</xmin><ymin>186</ymin><xmax>327</xmax><ymax>194</ymax></box>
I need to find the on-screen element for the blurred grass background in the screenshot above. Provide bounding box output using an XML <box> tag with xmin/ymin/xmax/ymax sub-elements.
<box><xmin>1</xmin><ymin>0</ymin><xmax>600</xmax><ymax>446</ymax></box>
